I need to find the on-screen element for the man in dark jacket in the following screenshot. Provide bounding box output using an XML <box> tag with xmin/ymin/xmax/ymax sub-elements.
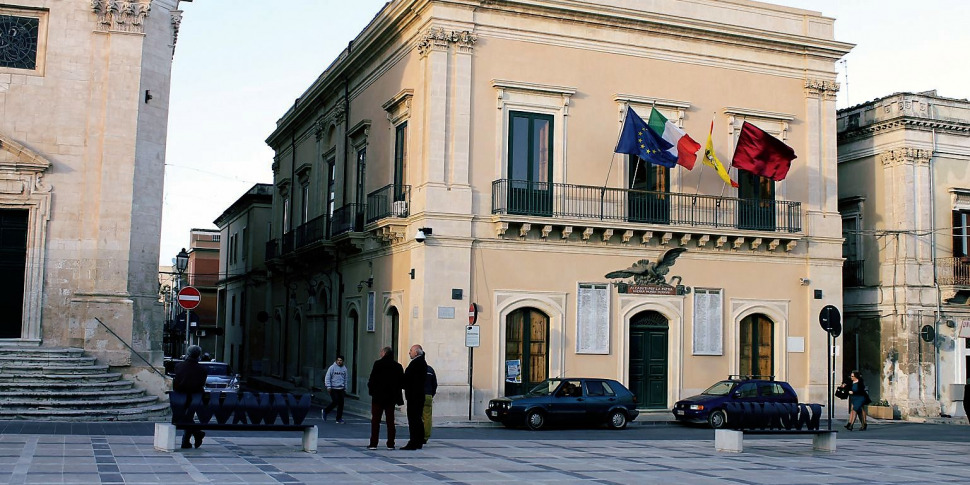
<box><xmin>401</xmin><ymin>344</ymin><xmax>427</xmax><ymax>450</ymax></box>
<box><xmin>173</xmin><ymin>345</ymin><xmax>208</xmax><ymax>449</ymax></box>
<box><xmin>367</xmin><ymin>347</ymin><xmax>404</xmax><ymax>450</ymax></box>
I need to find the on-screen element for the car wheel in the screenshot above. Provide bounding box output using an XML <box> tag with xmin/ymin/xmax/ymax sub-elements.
<box><xmin>525</xmin><ymin>410</ymin><xmax>545</xmax><ymax>430</ymax></box>
<box><xmin>607</xmin><ymin>410</ymin><xmax>627</xmax><ymax>429</ymax></box>
<box><xmin>708</xmin><ymin>409</ymin><xmax>727</xmax><ymax>429</ymax></box>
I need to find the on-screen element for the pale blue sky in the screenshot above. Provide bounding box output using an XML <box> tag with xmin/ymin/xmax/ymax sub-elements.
<box><xmin>161</xmin><ymin>0</ymin><xmax>968</xmax><ymax>265</ymax></box>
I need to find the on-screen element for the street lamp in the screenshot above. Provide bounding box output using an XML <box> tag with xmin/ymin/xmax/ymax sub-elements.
<box><xmin>175</xmin><ymin>248</ymin><xmax>189</xmax><ymax>354</ymax></box>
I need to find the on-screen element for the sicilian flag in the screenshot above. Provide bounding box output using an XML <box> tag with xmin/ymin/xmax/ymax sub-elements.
<box><xmin>731</xmin><ymin>121</ymin><xmax>797</xmax><ymax>181</ymax></box>
<box><xmin>647</xmin><ymin>108</ymin><xmax>702</xmax><ymax>170</ymax></box>
<box><xmin>703</xmin><ymin>119</ymin><xmax>739</xmax><ymax>188</ymax></box>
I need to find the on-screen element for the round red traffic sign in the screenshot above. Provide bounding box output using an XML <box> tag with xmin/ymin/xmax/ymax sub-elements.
<box><xmin>177</xmin><ymin>286</ymin><xmax>202</xmax><ymax>310</ymax></box>
<box><xmin>468</xmin><ymin>303</ymin><xmax>478</xmax><ymax>325</ymax></box>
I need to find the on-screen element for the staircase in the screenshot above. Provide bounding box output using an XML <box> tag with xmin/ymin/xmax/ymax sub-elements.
<box><xmin>0</xmin><ymin>346</ymin><xmax>169</xmax><ymax>421</ymax></box>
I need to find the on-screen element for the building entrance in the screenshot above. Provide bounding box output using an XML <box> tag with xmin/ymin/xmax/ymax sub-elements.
<box><xmin>504</xmin><ymin>308</ymin><xmax>549</xmax><ymax>396</ymax></box>
<box><xmin>0</xmin><ymin>209</ymin><xmax>27</xmax><ymax>339</ymax></box>
<box><xmin>629</xmin><ymin>310</ymin><xmax>668</xmax><ymax>409</ymax></box>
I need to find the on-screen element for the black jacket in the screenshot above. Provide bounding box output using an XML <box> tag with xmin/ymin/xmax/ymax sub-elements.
<box><xmin>368</xmin><ymin>353</ymin><xmax>404</xmax><ymax>406</ymax></box>
<box><xmin>425</xmin><ymin>365</ymin><xmax>438</xmax><ymax>396</ymax></box>
<box><xmin>173</xmin><ymin>358</ymin><xmax>207</xmax><ymax>394</ymax></box>
<box><xmin>404</xmin><ymin>354</ymin><xmax>427</xmax><ymax>402</ymax></box>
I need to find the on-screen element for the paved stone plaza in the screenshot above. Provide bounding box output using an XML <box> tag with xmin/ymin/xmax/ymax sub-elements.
<box><xmin>1</xmin><ymin>432</ymin><xmax>968</xmax><ymax>484</ymax></box>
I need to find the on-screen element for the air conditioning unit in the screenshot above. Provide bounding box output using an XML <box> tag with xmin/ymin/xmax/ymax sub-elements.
<box><xmin>392</xmin><ymin>200</ymin><xmax>409</xmax><ymax>217</ymax></box>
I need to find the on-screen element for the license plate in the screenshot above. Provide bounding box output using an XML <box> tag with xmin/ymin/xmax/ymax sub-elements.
<box><xmin>488</xmin><ymin>410</ymin><xmax>496</xmax><ymax>417</ymax></box>
<box><xmin>673</xmin><ymin>410</ymin><xmax>682</xmax><ymax>415</ymax></box>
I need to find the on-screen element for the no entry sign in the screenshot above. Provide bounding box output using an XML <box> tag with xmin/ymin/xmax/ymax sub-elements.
<box><xmin>177</xmin><ymin>286</ymin><xmax>201</xmax><ymax>310</ymax></box>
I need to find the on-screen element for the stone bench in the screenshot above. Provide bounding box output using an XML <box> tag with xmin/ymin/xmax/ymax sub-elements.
<box><xmin>714</xmin><ymin>402</ymin><xmax>836</xmax><ymax>453</ymax></box>
<box><xmin>154</xmin><ymin>391</ymin><xmax>317</xmax><ymax>453</ymax></box>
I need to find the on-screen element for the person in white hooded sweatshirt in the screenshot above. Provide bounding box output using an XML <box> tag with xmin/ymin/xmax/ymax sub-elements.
<box><xmin>324</xmin><ymin>356</ymin><xmax>348</xmax><ymax>423</ymax></box>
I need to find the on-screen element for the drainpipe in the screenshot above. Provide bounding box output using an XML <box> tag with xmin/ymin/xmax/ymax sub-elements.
<box><xmin>930</xmin><ymin>128</ymin><xmax>942</xmax><ymax>402</ymax></box>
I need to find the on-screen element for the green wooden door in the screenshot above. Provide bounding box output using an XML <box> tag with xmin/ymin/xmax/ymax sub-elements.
<box><xmin>629</xmin><ymin>311</ymin><xmax>668</xmax><ymax>409</ymax></box>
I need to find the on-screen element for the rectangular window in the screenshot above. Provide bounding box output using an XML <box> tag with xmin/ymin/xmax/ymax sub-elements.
<box><xmin>737</xmin><ymin>169</ymin><xmax>776</xmax><ymax>231</ymax></box>
<box><xmin>394</xmin><ymin>122</ymin><xmax>408</xmax><ymax>200</ymax></box>
<box><xmin>241</xmin><ymin>227</ymin><xmax>248</xmax><ymax>261</ymax></box>
<box><xmin>326</xmin><ymin>157</ymin><xmax>336</xmax><ymax>217</ymax></box>
<box><xmin>0</xmin><ymin>14</ymin><xmax>39</xmax><ymax>70</ymax></box>
<box><xmin>282</xmin><ymin>197</ymin><xmax>290</xmax><ymax>234</ymax></box>
<box><xmin>953</xmin><ymin>210</ymin><xmax>970</xmax><ymax>257</ymax></box>
<box><xmin>356</xmin><ymin>149</ymin><xmax>367</xmax><ymax>207</ymax></box>
<box><xmin>629</xmin><ymin>157</ymin><xmax>670</xmax><ymax>224</ymax></box>
<box><xmin>301</xmin><ymin>183</ymin><xmax>309</xmax><ymax>225</ymax></box>
<box><xmin>507</xmin><ymin>111</ymin><xmax>553</xmax><ymax>216</ymax></box>
<box><xmin>692</xmin><ymin>288</ymin><xmax>723</xmax><ymax>355</ymax></box>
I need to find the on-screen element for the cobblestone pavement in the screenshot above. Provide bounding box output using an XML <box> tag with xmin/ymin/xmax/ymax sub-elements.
<box><xmin>1</xmin><ymin>432</ymin><xmax>968</xmax><ymax>485</ymax></box>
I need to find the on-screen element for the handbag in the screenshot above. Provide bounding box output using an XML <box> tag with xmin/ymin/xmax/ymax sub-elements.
<box><xmin>835</xmin><ymin>387</ymin><xmax>848</xmax><ymax>399</ymax></box>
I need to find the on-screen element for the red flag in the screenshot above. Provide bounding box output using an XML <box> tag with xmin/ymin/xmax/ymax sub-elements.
<box><xmin>731</xmin><ymin>121</ymin><xmax>796</xmax><ymax>181</ymax></box>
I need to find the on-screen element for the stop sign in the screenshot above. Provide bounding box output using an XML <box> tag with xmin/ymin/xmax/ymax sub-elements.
<box><xmin>177</xmin><ymin>286</ymin><xmax>201</xmax><ymax>310</ymax></box>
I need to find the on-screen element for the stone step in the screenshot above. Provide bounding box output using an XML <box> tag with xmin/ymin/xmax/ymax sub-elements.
<box><xmin>0</xmin><ymin>347</ymin><xmax>85</xmax><ymax>359</ymax></box>
<box><xmin>0</xmin><ymin>401</ymin><xmax>171</xmax><ymax>421</ymax></box>
<box><xmin>0</xmin><ymin>380</ymin><xmax>133</xmax><ymax>392</ymax></box>
<box><xmin>0</xmin><ymin>355</ymin><xmax>97</xmax><ymax>366</ymax></box>
<box><xmin>0</xmin><ymin>394</ymin><xmax>160</xmax><ymax>408</ymax></box>
<box><xmin>0</xmin><ymin>364</ymin><xmax>110</xmax><ymax>375</ymax></box>
<box><xmin>0</xmin><ymin>388</ymin><xmax>144</xmax><ymax>400</ymax></box>
<box><xmin>0</xmin><ymin>373</ymin><xmax>123</xmax><ymax>383</ymax></box>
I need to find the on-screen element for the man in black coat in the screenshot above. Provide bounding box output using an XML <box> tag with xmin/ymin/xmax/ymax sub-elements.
<box><xmin>401</xmin><ymin>344</ymin><xmax>427</xmax><ymax>450</ymax></box>
<box><xmin>173</xmin><ymin>345</ymin><xmax>208</xmax><ymax>449</ymax></box>
<box><xmin>367</xmin><ymin>346</ymin><xmax>404</xmax><ymax>450</ymax></box>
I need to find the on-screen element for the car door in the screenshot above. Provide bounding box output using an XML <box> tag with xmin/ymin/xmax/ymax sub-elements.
<box><xmin>548</xmin><ymin>379</ymin><xmax>585</xmax><ymax>424</ymax></box>
<box><xmin>583</xmin><ymin>380</ymin><xmax>617</xmax><ymax>423</ymax></box>
<box><xmin>734</xmin><ymin>382</ymin><xmax>758</xmax><ymax>404</ymax></box>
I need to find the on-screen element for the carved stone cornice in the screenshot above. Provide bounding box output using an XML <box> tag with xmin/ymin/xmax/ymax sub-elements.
<box><xmin>170</xmin><ymin>10</ymin><xmax>183</xmax><ymax>56</ymax></box>
<box><xmin>879</xmin><ymin>147</ymin><xmax>931</xmax><ymax>167</ymax></box>
<box><xmin>804</xmin><ymin>79</ymin><xmax>839</xmax><ymax>99</ymax></box>
<box><xmin>416</xmin><ymin>27</ymin><xmax>478</xmax><ymax>57</ymax></box>
<box><xmin>92</xmin><ymin>0</ymin><xmax>152</xmax><ymax>34</ymax></box>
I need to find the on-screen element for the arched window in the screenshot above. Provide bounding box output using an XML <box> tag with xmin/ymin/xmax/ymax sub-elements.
<box><xmin>505</xmin><ymin>307</ymin><xmax>549</xmax><ymax>396</ymax></box>
<box><xmin>739</xmin><ymin>313</ymin><xmax>774</xmax><ymax>377</ymax></box>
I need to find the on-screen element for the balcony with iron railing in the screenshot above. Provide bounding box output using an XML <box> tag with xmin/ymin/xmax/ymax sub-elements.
<box><xmin>264</xmin><ymin>214</ymin><xmax>330</xmax><ymax>260</ymax></box>
<box><xmin>366</xmin><ymin>184</ymin><xmax>410</xmax><ymax>223</ymax></box>
<box><xmin>843</xmin><ymin>259</ymin><xmax>864</xmax><ymax>287</ymax></box>
<box><xmin>491</xmin><ymin>179</ymin><xmax>802</xmax><ymax>233</ymax></box>
<box><xmin>937</xmin><ymin>256</ymin><xmax>970</xmax><ymax>286</ymax></box>
<box><xmin>331</xmin><ymin>203</ymin><xmax>366</xmax><ymax>237</ymax></box>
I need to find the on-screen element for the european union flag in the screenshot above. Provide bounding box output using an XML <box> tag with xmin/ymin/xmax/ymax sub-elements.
<box><xmin>615</xmin><ymin>107</ymin><xmax>676</xmax><ymax>168</ymax></box>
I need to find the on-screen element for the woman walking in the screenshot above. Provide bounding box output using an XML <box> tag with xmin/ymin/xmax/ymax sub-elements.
<box><xmin>844</xmin><ymin>370</ymin><xmax>871</xmax><ymax>431</ymax></box>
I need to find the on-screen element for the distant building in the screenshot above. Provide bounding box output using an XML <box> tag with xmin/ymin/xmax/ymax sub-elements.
<box><xmin>262</xmin><ymin>0</ymin><xmax>850</xmax><ymax>415</ymax></box>
<box><xmin>184</xmin><ymin>229</ymin><xmax>220</xmax><ymax>358</ymax></box>
<box><xmin>837</xmin><ymin>90</ymin><xmax>970</xmax><ymax>418</ymax></box>
<box><xmin>213</xmin><ymin>184</ymin><xmax>273</xmax><ymax>374</ymax></box>
<box><xmin>0</xmin><ymin>0</ymin><xmax>190</xmax><ymax>394</ymax></box>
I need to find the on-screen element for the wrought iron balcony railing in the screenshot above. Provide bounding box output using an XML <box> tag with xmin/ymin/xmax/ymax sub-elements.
<box><xmin>843</xmin><ymin>259</ymin><xmax>864</xmax><ymax>287</ymax></box>
<box><xmin>937</xmin><ymin>256</ymin><xmax>970</xmax><ymax>286</ymax></box>
<box><xmin>331</xmin><ymin>203</ymin><xmax>366</xmax><ymax>237</ymax></box>
<box><xmin>293</xmin><ymin>214</ymin><xmax>329</xmax><ymax>250</ymax></box>
<box><xmin>490</xmin><ymin>179</ymin><xmax>802</xmax><ymax>233</ymax></box>
<box><xmin>366</xmin><ymin>184</ymin><xmax>410</xmax><ymax>223</ymax></box>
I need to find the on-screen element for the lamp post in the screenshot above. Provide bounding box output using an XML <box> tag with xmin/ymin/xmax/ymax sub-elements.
<box><xmin>175</xmin><ymin>248</ymin><xmax>189</xmax><ymax>356</ymax></box>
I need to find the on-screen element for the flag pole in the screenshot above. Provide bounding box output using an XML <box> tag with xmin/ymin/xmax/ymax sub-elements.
<box><xmin>602</xmin><ymin>105</ymin><xmax>629</xmax><ymax>220</ymax></box>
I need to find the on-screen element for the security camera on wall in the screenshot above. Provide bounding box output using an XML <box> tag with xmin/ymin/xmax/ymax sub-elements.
<box><xmin>415</xmin><ymin>227</ymin><xmax>432</xmax><ymax>243</ymax></box>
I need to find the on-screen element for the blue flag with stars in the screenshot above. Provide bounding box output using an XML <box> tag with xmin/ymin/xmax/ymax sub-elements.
<box><xmin>614</xmin><ymin>107</ymin><xmax>676</xmax><ymax>168</ymax></box>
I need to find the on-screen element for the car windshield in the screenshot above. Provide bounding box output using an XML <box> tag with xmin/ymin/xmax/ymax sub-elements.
<box><xmin>526</xmin><ymin>379</ymin><xmax>562</xmax><ymax>396</ymax></box>
<box><xmin>200</xmin><ymin>363</ymin><xmax>231</xmax><ymax>376</ymax></box>
<box><xmin>702</xmin><ymin>380</ymin><xmax>736</xmax><ymax>396</ymax></box>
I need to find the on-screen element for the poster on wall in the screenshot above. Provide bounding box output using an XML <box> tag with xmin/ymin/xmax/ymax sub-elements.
<box><xmin>506</xmin><ymin>360</ymin><xmax>521</xmax><ymax>383</ymax></box>
<box><xmin>577</xmin><ymin>283</ymin><xmax>610</xmax><ymax>354</ymax></box>
<box><xmin>366</xmin><ymin>291</ymin><xmax>376</xmax><ymax>332</ymax></box>
<box><xmin>693</xmin><ymin>288</ymin><xmax>723</xmax><ymax>355</ymax></box>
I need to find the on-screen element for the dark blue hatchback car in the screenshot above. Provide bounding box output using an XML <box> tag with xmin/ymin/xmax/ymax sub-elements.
<box><xmin>672</xmin><ymin>376</ymin><xmax>798</xmax><ymax>428</ymax></box>
<box><xmin>487</xmin><ymin>378</ymin><xmax>639</xmax><ymax>430</ymax></box>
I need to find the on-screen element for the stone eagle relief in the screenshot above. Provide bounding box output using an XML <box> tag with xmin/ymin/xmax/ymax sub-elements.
<box><xmin>605</xmin><ymin>248</ymin><xmax>687</xmax><ymax>286</ymax></box>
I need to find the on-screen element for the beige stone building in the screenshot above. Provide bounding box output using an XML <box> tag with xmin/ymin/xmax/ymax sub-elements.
<box><xmin>261</xmin><ymin>0</ymin><xmax>851</xmax><ymax>416</ymax></box>
<box><xmin>838</xmin><ymin>91</ymin><xmax>970</xmax><ymax>418</ymax></box>
<box><xmin>0</xmin><ymin>0</ymin><xmax>189</xmax><ymax>394</ymax></box>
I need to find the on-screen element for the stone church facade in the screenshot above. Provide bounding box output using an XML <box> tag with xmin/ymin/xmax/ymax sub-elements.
<box><xmin>0</xmin><ymin>0</ymin><xmax>188</xmax><ymax>393</ymax></box>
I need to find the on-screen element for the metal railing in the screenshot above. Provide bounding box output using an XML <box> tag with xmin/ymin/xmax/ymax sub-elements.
<box><xmin>937</xmin><ymin>257</ymin><xmax>970</xmax><ymax>285</ymax></box>
<box><xmin>843</xmin><ymin>259</ymin><xmax>864</xmax><ymax>287</ymax></box>
<box><xmin>331</xmin><ymin>203</ymin><xmax>366</xmax><ymax>236</ymax></box>
<box><xmin>366</xmin><ymin>184</ymin><xmax>410</xmax><ymax>223</ymax></box>
<box><xmin>94</xmin><ymin>317</ymin><xmax>168</xmax><ymax>380</ymax></box>
<box><xmin>491</xmin><ymin>179</ymin><xmax>802</xmax><ymax>233</ymax></box>
<box><xmin>293</xmin><ymin>214</ymin><xmax>329</xmax><ymax>249</ymax></box>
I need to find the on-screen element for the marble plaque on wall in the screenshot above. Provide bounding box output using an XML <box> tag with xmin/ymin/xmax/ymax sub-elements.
<box><xmin>577</xmin><ymin>283</ymin><xmax>609</xmax><ymax>354</ymax></box>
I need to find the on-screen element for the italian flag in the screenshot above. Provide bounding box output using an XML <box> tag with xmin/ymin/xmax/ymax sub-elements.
<box><xmin>647</xmin><ymin>107</ymin><xmax>702</xmax><ymax>170</ymax></box>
